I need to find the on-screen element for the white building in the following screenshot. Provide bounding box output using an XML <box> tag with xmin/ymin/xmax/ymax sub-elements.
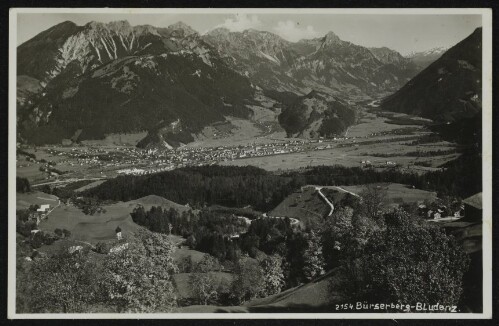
<box><xmin>37</xmin><ymin>204</ymin><xmax>50</xmax><ymax>213</ymax></box>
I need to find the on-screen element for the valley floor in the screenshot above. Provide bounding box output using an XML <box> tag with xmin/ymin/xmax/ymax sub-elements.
<box><xmin>17</xmin><ymin>108</ymin><xmax>458</xmax><ymax>189</ymax></box>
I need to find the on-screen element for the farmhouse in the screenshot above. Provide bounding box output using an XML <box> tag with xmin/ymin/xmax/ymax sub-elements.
<box><xmin>37</xmin><ymin>204</ymin><xmax>50</xmax><ymax>213</ymax></box>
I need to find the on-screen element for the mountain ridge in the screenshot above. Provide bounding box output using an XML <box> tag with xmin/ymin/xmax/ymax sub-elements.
<box><xmin>17</xmin><ymin>19</ymin><xmax>456</xmax><ymax>146</ymax></box>
<box><xmin>381</xmin><ymin>28</ymin><xmax>482</xmax><ymax>122</ymax></box>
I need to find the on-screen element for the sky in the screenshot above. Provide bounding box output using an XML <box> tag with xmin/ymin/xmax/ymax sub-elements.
<box><xmin>16</xmin><ymin>12</ymin><xmax>482</xmax><ymax>55</ymax></box>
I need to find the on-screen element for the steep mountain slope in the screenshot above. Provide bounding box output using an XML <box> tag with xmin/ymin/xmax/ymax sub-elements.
<box><xmin>406</xmin><ymin>46</ymin><xmax>449</xmax><ymax>69</ymax></box>
<box><xmin>17</xmin><ymin>75</ymin><xmax>42</xmax><ymax>106</ymax></box>
<box><xmin>17</xmin><ymin>21</ymin><xmax>84</xmax><ymax>85</ymax></box>
<box><xmin>289</xmin><ymin>33</ymin><xmax>420</xmax><ymax>98</ymax></box>
<box><xmin>17</xmin><ymin>21</ymin><xmax>255</xmax><ymax>145</ymax></box>
<box><xmin>278</xmin><ymin>90</ymin><xmax>356</xmax><ymax>138</ymax></box>
<box><xmin>18</xmin><ymin>50</ymin><xmax>255</xmax><ymax>145</ymax></box>
<box><xmin>381</xmin><ymin>28</ymin><xmax>482</xmax><ymax>122</ymax></box>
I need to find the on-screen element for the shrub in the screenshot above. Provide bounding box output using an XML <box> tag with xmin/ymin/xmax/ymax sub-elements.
<box><xmin>94</xmin><ymin>242</ymin><xmax>111</xmax><ymax>254</ymax></box>
<box><xmin>18</xmin><ymin>249</ymin><xmax>101</xmax><ymax>313</ymax></box>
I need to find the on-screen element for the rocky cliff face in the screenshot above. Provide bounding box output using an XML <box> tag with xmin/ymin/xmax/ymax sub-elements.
<box><xmin>18</xmin><ymin>20</ymin><xmax>216</xmax><ymax>85</ymax></box>
<box><xmin>204</xmin><ymin>28</ymin><xmax>305</xmax><ymax>93</ymax></box>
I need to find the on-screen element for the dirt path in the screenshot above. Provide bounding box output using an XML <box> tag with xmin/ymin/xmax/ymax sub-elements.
<box><xmin>315</xmin><ymin>187</ymin><xmax>334</xmax><ymax>217</ymax></box>
<box><xmin>331</xmin><ymin>186</ymin><xmax>361</xmax><ymax>198</ymax></box>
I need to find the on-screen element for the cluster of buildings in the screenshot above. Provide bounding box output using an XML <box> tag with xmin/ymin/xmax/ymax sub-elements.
<box><xmin>25</xmin><ymin>138</ymin><xmax>351</xmax><ymax>179</ymax></box>
<box><xmin>418</xmin><ymin>202</ymin><xmax>463</xmax><ymax>220</ymax></box>
<box><xmin>26</xmin><ymin>203</ymin><xmax>53</xmax><ymax>231</ymax></box>
<box><xmin>359</xmin><ymin>160</ymin><xmax>398</xmax><ymax>168</ymax></box>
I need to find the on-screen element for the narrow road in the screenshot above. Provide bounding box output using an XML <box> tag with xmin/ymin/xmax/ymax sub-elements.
<box><xmin>74</xmin><ymin>240</ymin><xmax>95</xmax><ymax>248</ymax></box>
<box><xmin>32</xmin><ymin>177</ymin><xmax>106</xmax><ymax>188</ymax></box>
<box><xmin>331</xmin><ymin>186</ymin><xmax>361</xmax><ymax>198</ymax></box>
<box><xmin>267</xmin><ymin>216</ymin><xmax>300</xmax><ymax>225</ymax></box>
<box><xmin>315</xmin><ymin>187</ymin><xmax>334</xmax><ymax>217</ymax></box>
<box><xmin>44</xmin><ymin>199</ymin><xmax>61</xmax><ymax>218</ymax></box>
<box><xmin>36</xmin><ymin>196</ymin><xmax>57</xmax><ymax>201</ymax></box>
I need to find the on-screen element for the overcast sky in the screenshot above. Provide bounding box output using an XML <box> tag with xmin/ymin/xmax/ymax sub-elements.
<box><xmin>16</xmin><ymin>12</ymin><xmax>482</xmax><ymax>55</ymax></box>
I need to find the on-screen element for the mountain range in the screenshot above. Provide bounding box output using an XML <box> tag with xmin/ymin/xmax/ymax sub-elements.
<box><xmin>16</xmin><ymin>20</ymin><xmax>479</xmax><ymax>146</ymax></box>
<box><xmin>405</xmin><ymin>46</ymin><xmax>450</xmax><ymax>69</ymax></box>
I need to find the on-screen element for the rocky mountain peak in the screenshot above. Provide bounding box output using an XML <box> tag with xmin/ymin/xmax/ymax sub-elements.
<box><xmin>83</xmin><ymin>20</ymin><xmax>142</xmax><ymax>35</ymax></box>
<box><xmin>168</xmin><ymin>21</ymin><xmax>197</xmax><ymax>36</ymax></box>
<box><xmin>369</xmin><ymin>46</ymin><xmax>406</xmax><ymax>65</ymax></box>
<box><xmin>54</xmin><ymin>20</ymin><xmax>78</xmax><ymax>29</ymax></box>
<box><xmin>322</xmin><ymin>31</ymin><xmax>341</xmax><ymax>45</ymax></box>
<box><xmin>84</xmin><ymin>20</ymin><xmax>103</xmax><ymax>29</ymax></box>
<box><xmin>206</xmin><ymin>27</ymin><xmax>230</xmax><ymax>36</ymax></box>
<box><xmin>107</xmin><ymin>20</ymin><xmax>133</xmax><ymax>31</ymax></box>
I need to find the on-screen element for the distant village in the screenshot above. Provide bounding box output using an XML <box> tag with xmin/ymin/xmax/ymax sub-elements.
<box><xmin>17</xmin><ymin>131</ymin><xmax>429</xmax><ymax>184</ymax></box>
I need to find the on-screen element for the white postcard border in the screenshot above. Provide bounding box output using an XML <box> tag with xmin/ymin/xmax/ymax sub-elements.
<box><xmin>8</xmin><ymin>7</ymin><xmax>493</xmax><ymax>319</ymax></box>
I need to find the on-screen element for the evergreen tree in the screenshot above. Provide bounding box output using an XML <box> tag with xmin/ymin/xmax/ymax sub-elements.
<box><xmin>16</xmin><ymin>177</ymin><xmax>31</xmax><ymax>193</ymax></box>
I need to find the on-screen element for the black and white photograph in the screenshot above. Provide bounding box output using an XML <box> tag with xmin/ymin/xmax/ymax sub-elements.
<box><xmin>8</xmin><ymin>8</ymin><xmax>492</xmax><ymax>318</ymax></box>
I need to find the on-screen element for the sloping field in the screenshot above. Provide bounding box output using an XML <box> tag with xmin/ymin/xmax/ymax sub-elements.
<box><xmin>246</xmin><ymin>268</ymin><xmax>345</xmax><ymax>312</ymax></box>
<box><xmin>339</xmin><ymin>183</ymin><xmax>437</xmax><ymax>206</ymax></box>
<box><xmin>270</xmin><ymin>187</ymin><xmax>328</xmax><ymax>223</ymax></box>
<box><xmin>38</xmin><ymin>202</ymin><xmax>142</xmax><ymax>243</ymax></box>
<box><xmin>176</xmin><ymin>267</ymin><xmax>346</xmax><ymax>313</ymax></box>
<box><xmin>16</xmin><ymin>191</ymin><xmax>59</xmax><ymax>210</ymax></box>
<box><xmin>16</xmin><ymin>163</ymin><xmax>46</xmax><ymax>183</ymax></box>
<box><xmin>127</xmin><ymin>195</ymin><xmax>192</xmax><ymax>213</ymax></box>
<box><xmin>28</xmin><ymin>194</ymin><xmax>191</xmax><ymax>244</ymax></box>
<box><xmin>270</xmin><ymin>186</ymin><xmax>358</xmax><ymax>223</ymax></box>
